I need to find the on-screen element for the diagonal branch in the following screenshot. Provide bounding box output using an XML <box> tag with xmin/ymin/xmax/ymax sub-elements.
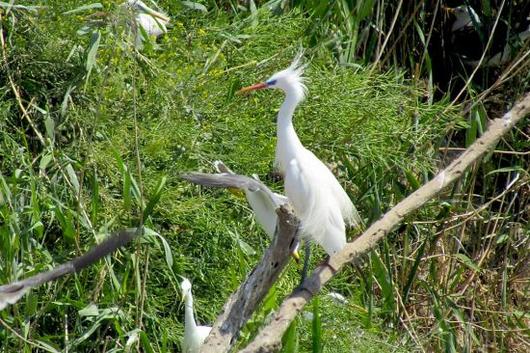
<box><xmin>0</xmin><ymin>228</ymin><xmax>141</xmax><ymax>311</ymax></box>
<box><xmin>239</xmin><ymin>93</ymin><xmax>530</xmax><ymax>353</ymax></box>
<box><xmin>182</xmin><ymin>169</ymin><xmax>300</xmax><ymax>353</ymax></box>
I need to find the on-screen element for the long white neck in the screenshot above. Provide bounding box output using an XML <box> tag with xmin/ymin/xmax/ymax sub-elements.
<box><xmin>184</xmin><ymin>292</ymin><xmax>197</xmax><ymax>330</ymax></box>
<box><xmin>277</xmin><ymin>92</ymin><xmax>304</xmax><ymax>162</ymax></box>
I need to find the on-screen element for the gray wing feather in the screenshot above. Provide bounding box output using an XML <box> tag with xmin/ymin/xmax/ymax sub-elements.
<box><xmin>182</xmin><ymin>173</ymin><xmax>285</xmax><ymax>208</ymax></box>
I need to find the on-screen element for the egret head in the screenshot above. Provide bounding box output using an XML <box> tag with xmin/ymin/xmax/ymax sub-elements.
<box><xmin>126</xmin><ymin>0</ymin><xmax>170</xmax><ymax>23</ymax></box>
<box><xmin>239</xmin><ymin>53</ymin><xmax>307</xmax><ymax>102</ymax></box>
<box><xmin>180</xmin><ymin>278</ymin><xmax>192</xmax><ymax>300</ymax></box>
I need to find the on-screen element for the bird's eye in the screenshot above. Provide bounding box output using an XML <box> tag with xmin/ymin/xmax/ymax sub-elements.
<box><xmin>266</xmin><ymin>79</ymin><xmax>277</xmax><ymax>86</ymax></box>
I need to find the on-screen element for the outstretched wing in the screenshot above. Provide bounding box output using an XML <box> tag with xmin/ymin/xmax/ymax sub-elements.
<box><xmin>182</xmin><ymin>172</ymin><xmax>286</xmax><ymax>208</ymax></box>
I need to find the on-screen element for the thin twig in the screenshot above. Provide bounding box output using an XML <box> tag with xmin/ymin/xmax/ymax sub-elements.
<box><xmin>371</xmin><ymin>0</ymin><xmax>403</xmax><ymax>70</ymax></box>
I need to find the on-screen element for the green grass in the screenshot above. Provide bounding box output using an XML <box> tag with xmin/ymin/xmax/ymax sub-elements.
<box><xmin>1</xmin><ymin>1</ymin><xmax>528</xmax><ymax>353</ymax></box>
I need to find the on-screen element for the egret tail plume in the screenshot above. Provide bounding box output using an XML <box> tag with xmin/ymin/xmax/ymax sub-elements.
<box><xmin>0</xmin><ymin>229</ymin><xmax>139</xmax><ymax>311</ymax></box>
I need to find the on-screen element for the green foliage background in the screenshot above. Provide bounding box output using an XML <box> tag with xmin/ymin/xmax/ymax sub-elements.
<box><xmin>1</xmin><ymin>1</ymin><xmax>528</xmax><ymax>352</ymax></box>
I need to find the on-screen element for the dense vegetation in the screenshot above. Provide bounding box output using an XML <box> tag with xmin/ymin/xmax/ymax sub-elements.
<box><xmin>0</xmin><ymin>1</ymin><xmax>528</xmax><ymax>352</ymax></box>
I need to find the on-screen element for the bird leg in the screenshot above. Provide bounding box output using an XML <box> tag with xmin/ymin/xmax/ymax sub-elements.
<box><xmin>299</xmin><ymin>241</ymin><xmax>311</xmax><ymax>287</ymax></box>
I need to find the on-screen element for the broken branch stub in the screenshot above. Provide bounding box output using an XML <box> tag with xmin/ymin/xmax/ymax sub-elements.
<box><xmin>199</xmin><ymin>204</ymin><xmax>300</xmax><ymax>353</ymax></box>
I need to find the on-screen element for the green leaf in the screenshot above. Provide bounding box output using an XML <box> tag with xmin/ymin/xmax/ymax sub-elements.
<box><xmin>496</xmin><ymin>233</ymin><xmax>509</xmax><ymax>244</ymax></box>
<box><xmin>281</xmin><ymin>319</ymin><xmax>299</xmax><ymax>353</ymax></box>
<box><xmin>44</xmin><ymin>115</ymin><xmax>55</xmax><ymax>142</ymax></box>
<box><xmin>123</xmin><ymin>169</ymin><xmax>132</xmax><ymax>212</ymax></box>
<box><xmin>54</xmin><ymin>207</ymin><xmax>76</xmax><ymax>242</ymax></box>
<box><xmin>39</xmin><ymin>153</ymin><xmax>53</xmax><ymax>171</ymax></box>
<box><xmin>63</xmin><ymin>3</ymin><xmax>103</xmax><ymax>15</ymax></box>
<box><xmin>65</xmin><ymin>163</ymin><xmax>80</xmax><ymax>194</ymax></box>
<box><xmin>85</xmin><ymin>30</ymin><xmax>101</xmax><ymax>82</ymax></box>
<box><xmin>61</xmin><ymin>85</ymin><xmax>76</xmax><ymax>117</ymax></box>
<box><xmin>111</xmin><ymin>149</ymin><xmax>132</xmax><ymax>211</ymax></box>
<box><xmin>371</xmin><ymin>251</ymin><xmax>395</xmax><ymax>311</ymax></box>
<box><xmin>146</xmin><ymin>227</ymin><xmax>174</xmax><ymax>269</ymax></box>
<box><xmin>357</xmin><ymin>0</ymin><xmax>375</xmax><ymax>20</ymax></box>
<box><xmin>33</xmin><ymin>340</ymin><xmax>61</xmax><ymax>353</ymax></box>
<box><xmin>312</xmin><ymin>296</ymin><xmax>323</xmax><ymax>353</ymax></box>
<box><xmin>181</xmin><ymin>1</ymin><xmax>207</xmax><ymax>12</ymax></box>
<box><xmin>404</xmin><ymin>169</ymin><xmax>420</xmax><ymax>190</ymax></box>
<box><xmin>143</xmin><ymin>176</ymin><xmax>167</xmax><ymax>219</ymax></box>
<box><xmin>454</xmin><ymin>253</ymin><xmax>481</xmax><ymax>273</ymax></box>
<box><xmin>139</xmin><ymin>331</ymin><xmax>156</xmax><ymax>353</ymax></box>
<box><xmin>78</xmin><ymin>303</ymin><xmax>99</xmax><ymax>317</ymax></box>
<box><xmin>486</xmin><ymin>166</ymin><xmax>525</xmax><ymax>177</ymax></box>
<box><xmin>0</xmin><ymin>1</ymin><xmax>42</xmax><ymax>11</ymax></box>
<box><xmin>237</xmin><ymin>237</ymin><xmax>256</xmax><ymax>256</ymax></box>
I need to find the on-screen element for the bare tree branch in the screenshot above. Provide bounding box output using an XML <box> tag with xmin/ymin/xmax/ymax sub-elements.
<box><xmin>239</xmin><ymin>93</ymin><xmax>530</xmax><ymax>353</ymax></box>
<box><xmin>182</xmin><ymin>170</ymin><xmax>300</xmax><ymax>353</ymax></box>
<box><xmin>0</xmin><ymin>228</ymin><xmax>141</xmax><ymax>311</ymax></box>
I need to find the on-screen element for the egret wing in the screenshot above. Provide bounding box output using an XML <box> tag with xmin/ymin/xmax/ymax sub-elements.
<box><xmin>285</xmin><ymin>156</ymin><xmax>347</xmax><ymax>255</ymax></box>
<box><xmin>182</xmin><ymin>173</ymin><xmax>282</xmax><ymax>207</ymax></box>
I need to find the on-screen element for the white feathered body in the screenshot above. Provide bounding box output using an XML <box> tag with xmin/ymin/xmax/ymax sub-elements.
<box><xmin>125</xmin><ymin>0</ymin><xmax>169</xmax><ymax>47</ymax></box>
<box><xmin>181</xmin><ymin>278</ymin><xmax>212</xmax><ymax>353</ymax></box>
<box><xmin>276</xmin><ymin>131</ymin><xmax>358</xmax><ymax>255</ymax></box>
<box><xmin>245</xmin><ymin>188</ymin><xmax>288</xmax><ymax>239</ymax></box>
<box><xmin>136</xmin><ymin>13</ymin><xmax>167</xmax><ymax>37</ymax></box>
<box><xmin>182</xmin><ymin>324</ymin><xmax>211</xmax><ymax>353</ymax></box>
<box><xmin>271</xmin><ymin>61</ymin><xmax>360</xmax><ymax>255</ymax></box>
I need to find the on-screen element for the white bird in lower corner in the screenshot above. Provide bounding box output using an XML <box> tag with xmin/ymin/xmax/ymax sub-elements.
<box><xmin>181</xmin><ymin>278</ymin><xmax>212</xmax><ymax>353</ymax></box>
<box><xmin>239</xmin><ymin>54</ymin><xmax>361</xmax><ymax>257</ymax></box>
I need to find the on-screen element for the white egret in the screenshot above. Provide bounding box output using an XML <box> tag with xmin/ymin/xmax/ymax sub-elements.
<box><xmin>181</xmin><ymin>162</ymin><xmax>300</xmax><ymax>260</ymax></box>
<box><xmin>213</xmin><ymin>161</ymin><xmax>289</xmax><ymax>239</ymax></box>
<box><xmin>124</xmin><ymin>0</ymin><xmax>170</xmax><ymax>46</ymax></box>
<box><xmin>239</xmin><ymin>55</ymin><xmax>361</xmax><ymax>258</ymax></box>
<box><xmin>0</xmin><ymin>230</ymin><xmax>138</xmax><ymax>311</ymax></box>
<box><xmin>181</xmin><ymin>278</ymin><xmax>212</xmax><ymax>353</ymax></box>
